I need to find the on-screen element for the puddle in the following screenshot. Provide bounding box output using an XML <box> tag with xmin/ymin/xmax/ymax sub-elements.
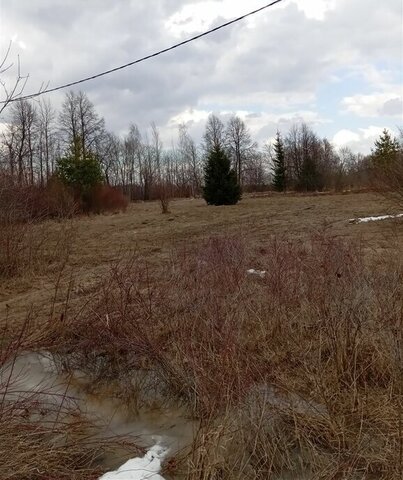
<box><xmin>1</xmin><ymin>352</ymin><xmax>196</xmax><ymax>474</ymax></box>
<box><xmin>1</xmin><ymin>352</ymin><xmax>327</xmax><ymax>479</ymax></box>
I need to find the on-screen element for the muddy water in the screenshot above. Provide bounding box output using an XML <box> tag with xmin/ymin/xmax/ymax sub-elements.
<box><xmin>2</xmin><ymin>352</ymin><xmax>196</xmax><ymax>473</ymax></box>
<box><xmin>2</xmin><ymin>352</ymin><xmax>323</xmax><ymax>479</ymax></box>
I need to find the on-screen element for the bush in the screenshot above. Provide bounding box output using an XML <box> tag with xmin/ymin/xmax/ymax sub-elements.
<box><xmin>87</xmin><ymin>185</ymin><xmax>129</xmax><ymax>214</ymax></box>
<box><xmin>0</xmin><ymin>175</ymin><xmax>75</xmax><ymax>278</ymax></box>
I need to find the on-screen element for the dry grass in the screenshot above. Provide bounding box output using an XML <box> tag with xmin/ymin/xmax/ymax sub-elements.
<box><xmin>47</xmin><ymin>231</ymin><xmax>402</xmax><ymax>479</ymax></box>
<box><xmin>1</xmin><ymin>192</ymin><xmax>402</xmax><ymax>479</ymax></box>
<box><xmin>1</xmin><ymin>192</ymin><xmax>401</xmax><ymax>323</ymax></box>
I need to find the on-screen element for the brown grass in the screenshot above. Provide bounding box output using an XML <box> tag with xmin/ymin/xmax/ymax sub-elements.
<box><xmin>1</xmin><ymin>192</ymin><xmax>402</xmax><ymax>479</ymax></box>
<box><xmin>45</xmin><ymin>231</ymin><xmax>402</xmax><ymax>479</ymax></box>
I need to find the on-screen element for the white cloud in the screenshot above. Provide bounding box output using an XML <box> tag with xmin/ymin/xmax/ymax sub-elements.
<box><xmin>342</xmin><ymin>92</ymin><xmax>403</xmax><ymax>118</ymax></box>
<box><xmin>166</xmin><ymin>0</ymin><xmax>337</xmax><ymax>38</ymax></box>
<box><xmin>0</xmin><ymin>0</ymin><xmax>400</xmax><ymax>154</ymax></box>
<box><xmin>292</xmin><ymin>0</ymin><xmax>337</xmax><ymax>20</ymax></box>
<box><xmin>163</xmin><ymin>107</ymin><xmax>329</xmax><ymax>146</ymax></box>
<box><xmin>166</xmin><ymin>0</ymin><xmax>282</xmax><ymax>36</ymax></box>
<box><xmin>333</xmin><ymin>129</ymin><xmax>360</xmax><ymax>146</ymax></box>
<box><xmin>168</xmin><ymin>108</ymin><xmax>210</xmax><ymax>126</ymax></box>
<box><xmin>333</xmin><ymin>126</ymin><xmax>396</xmax><ymax>153</ymax></box>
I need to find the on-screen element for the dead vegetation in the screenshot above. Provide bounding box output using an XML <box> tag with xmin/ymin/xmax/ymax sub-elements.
<box><xmin>0</xmin><ymin>192</ymin><xmax>402</xmax><ymax>479</ymax></box>
<box><xmin>0</xmin><ymin>315</ymin><xmax>143</xmax><ymax>480</ymax></box>
<box><xmin>44</xmin><ymin>231</ymin><xmax>403</xmax><ymax>479</ymax></box>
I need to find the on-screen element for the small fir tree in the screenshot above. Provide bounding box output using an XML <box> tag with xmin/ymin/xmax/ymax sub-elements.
<box><xmin>272</xmin><ymin>131</ymin><xmax>286</xmax><ymax>192</ymax></box>
<box><xmin>203</xmin><ymin>145</ymin><xmax>241</xmax><ymax>205</ymax></box>
<box><xmin>57</xmin><ymin>137</ymin><xmax>104</xmax><ymax>209</ymax></box>
<box><xmin>372</xmin><ymin>129</ymin><xmax>400</xmax><ymax>167</ymax></box>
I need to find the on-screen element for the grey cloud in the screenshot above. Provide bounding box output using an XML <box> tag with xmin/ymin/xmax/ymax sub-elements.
<box><xmin>0</xmin><ymin>0</ymin><xmax>400</xmax><ymax>151</ymax></box>
<box><xmin>379</xmin><ymin>97</ymin><xmax>403</xmax><ymax>117</ymax></box>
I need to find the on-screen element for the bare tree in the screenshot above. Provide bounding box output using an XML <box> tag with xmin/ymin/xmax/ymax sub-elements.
<box><xmin>141</xmin><ymin>124</ymin><xmax>162</xmax><ymax>200</ymax></box>
<box><xmin>36</xmin><ymin>99</ymin><xmax>57</xmax><ymax>185</ymax></box>
<box><xmin>2</xmin><ymin>100</ymin><xmax>37</xmax><ymax>184</ymax></box>
<box><xmin>0</xmin><ymin>41</ymin><xmax>48</xmax><ymax>117</ymax></box>
<box><xmin>225</xmin><ymin>115</ymin><xmax>256</xmax><ymax>184</ymax></box>
<box><xmin>284</xmin><ymin>123</ymin><xmax>324</xmax><ymax>190</ymax></box>
<box><xmin>59</xmin><ymin>91</ymin><xmax>105</xmax><ymax>156</ymax></box>
<box><xmin>123</xmin><ymin>124</ymin><xmax>142</xmax><ymax>199</ymax></box>
<box><xmin>178</xmin><ymin>124</ymin><xmax>201</xmax><ymax>196</ymax></box>
<box><xmin>94</xmin><ymin>131</ymin><xmax>121</xmax><ymax>186</ymax></box>
<box><xmin>203</xmin><ymin>113</ymin><xmax>225</xmax><ymax>152</ymax></box>
<box><xmin>0</xmin><ymin>42</ymin><xmax>29</xmax><ymax>116</ymax></box>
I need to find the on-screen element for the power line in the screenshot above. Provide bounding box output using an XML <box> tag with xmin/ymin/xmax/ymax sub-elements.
<box><xmin>2</xmin><ymin>0</ymin><xmax>285</xmax><ymax>104</ymax></box>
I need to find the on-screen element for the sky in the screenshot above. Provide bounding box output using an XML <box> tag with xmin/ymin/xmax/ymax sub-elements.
<box><xmin>0</xmin><ymin>0</ymin><xmax>402</xmax><ymax>153</ymax></box>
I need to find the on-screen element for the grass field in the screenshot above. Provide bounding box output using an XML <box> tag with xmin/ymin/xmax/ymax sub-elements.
<box><xmin>1</xmin><ymin>192</ymin><xmax>402</xmax><ymax>479</ymax></box>
<box><xmin>1</xmin><ymin>192</ymin><xmax>401</xmax><ymax>324</ymax></box>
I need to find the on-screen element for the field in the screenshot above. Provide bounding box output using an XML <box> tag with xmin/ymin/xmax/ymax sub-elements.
<box><xmin>1</xmin><ymin>192</ymin><xmax>402</xmax><ymax>479</ymax></box>
<box><xmin>1</xmin><ymin>192</ymin><xmax>400</xmax><ymax>323</ymax></box>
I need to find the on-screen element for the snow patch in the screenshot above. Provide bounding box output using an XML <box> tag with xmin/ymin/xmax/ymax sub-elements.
<box><xmin>349</xmin><ymin>213</ymin><xmax>403</xmax><ymax>224</ymax></box>
<box><xmin>99</xmin><ymin>444</ymin><xmax>168</xmax><ymax>480</ymax></box>
<box><xmin>247</xmin><ymin>269</ymin><xmax>266</xmax><ymax>278</ymax></box>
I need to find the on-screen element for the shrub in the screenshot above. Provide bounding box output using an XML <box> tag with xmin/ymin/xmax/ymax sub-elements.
<box><xmin>87</xmin><ymin>185</ymin><xmax>129</xmax><ymax>214</ymax></box>
<box><xmin>0</xmin><ymin>175</ymin><xmax>75</xmax><ymax>278</ymax></box>
<box><xmin>155</xmin><ymin>182</ymin><xmax>171</xmax><ymax>214</ymax></box>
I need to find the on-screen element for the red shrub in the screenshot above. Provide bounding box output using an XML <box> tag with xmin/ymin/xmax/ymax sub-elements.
<box><xmin>88</xmin><ymin>185</ymin><xmax>129</xmax><ymax>213</ymax></box>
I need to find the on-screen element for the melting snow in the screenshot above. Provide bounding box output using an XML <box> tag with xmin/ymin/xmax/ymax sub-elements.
<box><xmin>349</xmin><ymin>213</ymin><xmax>403</xmax><ymax>224</ymax></box>
<box><xmin>99</xmin><ymin>444</ymin><xmax>168</xmax><ymax>480</ymax></box>
<box><xmin>247</xmin><ymin>269</ymin><xmax>266</xmax><ymax>278</ymax></box>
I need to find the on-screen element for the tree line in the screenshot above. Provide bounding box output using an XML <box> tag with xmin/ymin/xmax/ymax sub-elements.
<box><xmin>0</xmin><ymin>90</ymin><xmax>401</xmax><ymax>204</ymax></box>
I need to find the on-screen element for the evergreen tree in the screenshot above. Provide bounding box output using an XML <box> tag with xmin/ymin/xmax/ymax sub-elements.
<box><xmin>272</xmin><ymin>131</ymin><xmax>286</xmax><ymax>191</ymax></box>
<box><xmin>57</xmin><ymin>137</ymin><xmax>104</xmax><ymax>203</ymax></box>
<box><xmin>372</xmin><ymin>129</ymin><xmax>400</xmax><ymax>167</ymax></box>
<box><xmin>203</xmin><ymin>145</ymin><xmax>241</xmax><ymax>205</ymax></box>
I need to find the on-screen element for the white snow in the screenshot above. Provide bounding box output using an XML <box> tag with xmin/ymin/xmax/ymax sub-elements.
<box><xmin>247</xmin><ymin>268</ymin><xmax>266</xmax><ymax>278</ymax></box>
<box><xmin>349</xmin><ymin>213</ymin><xmax>403</xmax><ymax>224</ymax></box>
<box><xmin>99</xmin><ymin>444</ymin><xmax>168</xmax><ymax>480</ymax></box>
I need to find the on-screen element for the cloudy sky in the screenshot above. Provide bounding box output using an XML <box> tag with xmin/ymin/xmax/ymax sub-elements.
<box><xmin>0</xmin><ymin>0</ymin><xmax>401</xmax><ymax>152</ymax></box>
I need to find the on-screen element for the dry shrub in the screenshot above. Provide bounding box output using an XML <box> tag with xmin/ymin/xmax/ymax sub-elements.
<box><xmin>372</xmin><ymin>160</ymin><xmax>403</xmax><ymax>209</ymax></box>
<box><xmin>0</xmin><ymin>214</ymin><xmax>74</xmax><ymax>279</ymax></box>
<box><xmin>155</xmin><ymin>182</ymin><xmax>171</xmax><ymax>214</ymax></box>
<box><xmin>0</xmin><ymin>174</ymin><xmax>77</xmax><ymax>221</ymax></box>
<box><xmin>87</xmin><ymin>185</ymin><xmax>129</xmax><ymax>214</ymax></box>
<box><xmin>49</xmin><ymin>234</ymin><xmax>403</xmax><ymax>478</ymax></box>
<box><xmin>0</xmin><ymin>177</ymin><xmax>76</xmax><ymax>278</ymax></box>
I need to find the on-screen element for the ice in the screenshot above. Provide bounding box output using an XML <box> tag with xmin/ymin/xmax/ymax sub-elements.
<box><xmin>99</xmin><ymin>444</ymin><xmax>168</xmax><ymax>480</ymax></box>
<box><xmin>247</xmin><ymin>268</ymin><xmax>266</xmax><ymax>278</ymax></box>
<box><xmin>349</xmin><ymin>213</ymin><xmax>403</xmax><ymax>224</ymax></box>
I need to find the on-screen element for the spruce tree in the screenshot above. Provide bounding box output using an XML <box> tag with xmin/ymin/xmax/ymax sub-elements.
<box><xmin>57</xmin><ymin>138</ymin><xmax>104</xmax><ymax>194</ymax></box>
<box><xmin>203</xmin><ymin>145</ymin><xmax>241</xmax><ymax>205</ymax></box>
<box><xmin>372</xmin><ymin>129</ymin><xmax>400</xmax><ymax>167</ymax></box>
<box><xmin>272</xmin><ymin>131</ymin><xmax>286</xmax><ymax>192</ymax></box>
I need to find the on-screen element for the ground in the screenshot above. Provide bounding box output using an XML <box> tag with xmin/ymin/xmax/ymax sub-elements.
<box><xmin>1</xmin><ymin>191</ymin><xmax>403</xmax><ymax>479</ymax></box>
<box><xmin>1</xmin><ymin>191</ymin><xmax>401</xmax><ymax>328</ymax></box>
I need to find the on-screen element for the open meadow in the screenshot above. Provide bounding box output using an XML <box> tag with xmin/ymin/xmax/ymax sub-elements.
<box><xmin>1</xmin><ymin>192</ymin><xmax>402</xmax><ymax>479</ymax></box>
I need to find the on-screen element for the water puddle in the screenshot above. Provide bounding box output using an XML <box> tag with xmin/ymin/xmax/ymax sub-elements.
<box><xmin>1</xmin><ymin>351</ymin><xmax>196</xmax><ymax>475</ymax></box>
<box><xmin>1</xmin><ymin>352</ymin><xmax>327</xmax><ymax>479</ymax></box>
